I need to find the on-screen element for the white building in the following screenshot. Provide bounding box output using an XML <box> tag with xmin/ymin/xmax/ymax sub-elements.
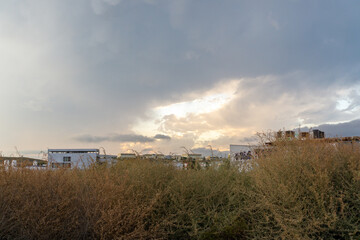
<box><xmin>98</xmin><ymin>154</ymin><xmax>118</xmax><ymax>165</ymax></box>
<box><xmin>48</xmin><ymin>149</ymin><xmax>105</xmax><ymax>169</ymax></box>
<box><xmin>119</xmin><ymin>153</ymin><xmax>137</xmax><ymax>159</ymax></box>
<box><xmin>230</xmin><ymin>144</ymin><xmax>257</xmax><ymax>172</ymax></box>
<box><xmin>229</xmin><ymin>144</ymin><xmax>255</xmax><ymax>161</ymax></box>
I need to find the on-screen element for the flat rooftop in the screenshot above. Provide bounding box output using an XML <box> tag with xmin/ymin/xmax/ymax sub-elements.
<box><xmin>48</xmin><ymin>149</ymin><xmax>99</xmax><ymax>153</ymax></box>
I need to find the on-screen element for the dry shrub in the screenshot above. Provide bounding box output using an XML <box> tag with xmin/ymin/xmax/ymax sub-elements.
<box><xmin>0</xmin><ymin>141</ymin><xmax>359</xmax><ymax>239</ymax></box>
<box><xmin>249</xmin><ymin>140</ymin><xmax>360</xmax><ymax>239</ymax></box>
<box><xmin>0</xmin><ymin>168</ymin><xmax>96</xmax><ymax>239</ymax></box>
<box><xmin>150</xmin><ymin>166</ymin><xmax>251</xmax><ymax>239</ymax></box>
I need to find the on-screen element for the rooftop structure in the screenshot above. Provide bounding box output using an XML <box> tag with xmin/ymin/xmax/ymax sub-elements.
<box><xmin>119</xmin><ymin>153</ymin><xmax>137</xmax><ymax>159</ymax></box>
<box><xmin>48</xmin><ymin>149</ymin><xmax>99</xmax><ymax>153</ymax></box>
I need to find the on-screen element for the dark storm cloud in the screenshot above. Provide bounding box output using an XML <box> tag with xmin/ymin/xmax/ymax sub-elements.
<box><xmin>74</xmin><ymin>133</ymin><xmax>171</xmax><ymax>143</ymax></box>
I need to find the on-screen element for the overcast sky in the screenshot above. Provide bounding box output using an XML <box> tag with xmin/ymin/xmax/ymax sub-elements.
<box><xmin>1</xmin><ymin>0</ymin><xmax>360</xmax><ymax>156</ymax></box>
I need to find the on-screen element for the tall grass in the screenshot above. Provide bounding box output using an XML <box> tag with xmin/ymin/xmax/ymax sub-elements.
<box><xmin>0</xmin><ymin>140</ymin><xmax>359</xmax><ymax>239</ymax></box>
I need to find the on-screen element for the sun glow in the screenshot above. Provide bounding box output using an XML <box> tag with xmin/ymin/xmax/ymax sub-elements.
<box><xmin>132</xmin><ymin>79</ymin><xmax>240</xmax><ymax>136</ymax></box>
<box><xmin>155</xmin><ymin>92</ymin><xmax>233</xmax><ymax>118</ymax></box>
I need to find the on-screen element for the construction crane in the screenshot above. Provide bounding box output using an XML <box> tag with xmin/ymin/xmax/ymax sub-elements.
<box><xmin>14</xmin><ymin>146</ymin><xmax>23</xmax><ymax>157</ymax></box>
<box><xmin>99</xmin><ymin>147</ymin><xmax>107</xmax><ymax>156</ymax></box>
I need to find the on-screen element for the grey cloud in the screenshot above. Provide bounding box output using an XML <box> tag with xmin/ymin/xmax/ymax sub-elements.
<box><xmin>153</xmin><ymin>134</ymin><xmax>171</xmax><ymax>140</ymax></box>
<box><xmin>74</xmin><ymin>135</ymin><xmax>109</xmax><ymax>143</ymax></box>
<box><xmin>2</xmin><ymin>0</ymin><xmax>360</xmax><ymax>155</ymax></box>
<box><xmin>75</xmin><ymin>134</ymin><xmax>154</xmax><ymax>143</ymax></box>
<box><xmin>74</xmin><ymin>133</ymin><xmax>171</xmax><ymax>143</ymax></box>
<box><xmin>111</xmin><ymin>134</ymin><xmax>155</xmax><ymax>143</ymax></box>
<box><xmin>241</xmin><ymin>136</ymin><xmax>259</xmax><ymax>143</ymax></box>
<box><xmin>299</xmin><ymin>119</ymin><xmax>360</xmax><ymax>138</ymax></box>
<box><xmin>141</xmin><ymin>148</ymin><xmax>154</xmax><ymax>152</ymax></box>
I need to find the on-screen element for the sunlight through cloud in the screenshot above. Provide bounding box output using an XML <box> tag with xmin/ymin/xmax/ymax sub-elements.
<box><xmin>132</xmin><ymin>79</ymin><xmax>240</xmax><ymax>136</ymax></box>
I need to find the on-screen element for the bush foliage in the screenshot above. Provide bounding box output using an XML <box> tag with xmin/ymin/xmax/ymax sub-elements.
<box><xmin>0</xmin><ymin>140</ymin><xmax>359</xmax><ymax>239</ymax></box>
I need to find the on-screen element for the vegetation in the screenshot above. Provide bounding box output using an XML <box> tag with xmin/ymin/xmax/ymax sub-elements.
<box><xmin>0</xmin><ymin>140</ymin><xmax>359</xmax><ymax>239</ymax></box>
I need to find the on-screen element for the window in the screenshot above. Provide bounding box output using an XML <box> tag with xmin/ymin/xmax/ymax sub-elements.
<box><xmin>63</xmin><ymin>163</ymin><xmax>71</xmax><ymax>168</ymax></box>
<box><xmin>63</xmin><ymin>156</ymin><xmax>71</xmax><ymax>162</ymax></box>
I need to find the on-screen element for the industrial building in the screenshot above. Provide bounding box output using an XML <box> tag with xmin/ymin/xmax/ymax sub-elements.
<box><xmin>48</xmin><ymin>149</ymin><xmax>117</xmax><ymax>169</ymax></box>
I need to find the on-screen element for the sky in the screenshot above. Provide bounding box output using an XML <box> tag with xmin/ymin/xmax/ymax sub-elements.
<box><xmin>1</xmin><ymin>0</ymin><xmax>360</xmax><ymax>157</ymax></box>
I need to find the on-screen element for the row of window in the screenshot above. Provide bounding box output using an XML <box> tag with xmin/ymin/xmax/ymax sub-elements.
<box><xmin>51</xmin><ymin>162</ymin><xmax>71</xmax><ymax>168</ymax></box>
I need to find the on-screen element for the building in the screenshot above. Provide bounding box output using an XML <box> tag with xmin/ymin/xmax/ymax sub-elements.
<box><xmin>300</xmin><ymin>132</ymin><xmax>310</xmax><ymax>139</ymax></box>
<box><xmin>182</xmin><ymin>153</ymin><xmax>202</xmax><ymax>160</ymax></box>
<box><xmin>205</xmin><ymin>156</ymin><xmax>220</xmax><ymax>161</ymax></box>
<box><xmin>98</xmin><ymin>154</ymin><xmax>118</xmax><ymax>165</ymax></box>
<box><xmin>276</xmin><ymin>130</ymin><xmax>295</xmax><ymax>139</ymax></box>
<box><xmin>1</xmin><ymin>156</ymin><xmax>46</xmax><ymax>168</ymax></box>
<box><xmin>312</xmin><ymin>129</ymin><xmax>325</xmax><ymax>139</ymax></box>
<box><xmin>48</xmin><ymin>149</ymin><xmax>99</xmax><ymax>169</ymax></box>
<box><xmin>142</xmin><ymin>153</ymin><xmax>155</xmax><ymax>159</ymax></box>
<box><xmin>154</xmin><ymin>154</ymin><xmax>165</xmax><ymax>159</ymax></box>
<box><xmin>230</xmin><ymin>144</ymin><xmax>254</xmax><ymax>161</ymax></box>
<box><xmin>48</xmin><ymin>149</ymin><xmax>117</xmax><ymax>168</ymax></box>
<box><xmin>119</xmin><ymin>153</ymin><xmax>137</xmax><ymax>159</ymax></box>
<box><xmin>276</xmin><ymin>129</ymin><xmax>325</xmax><ymax>140</ymax></box>
<box><xmin>285</xmin><ymin>130</ymin><xmax>295</xmax><ymax>138</ymax></box>
<box><xmin>48</xmin><ymin>149</ymin><xmax>108</xmax><ymax>169</ymax></box>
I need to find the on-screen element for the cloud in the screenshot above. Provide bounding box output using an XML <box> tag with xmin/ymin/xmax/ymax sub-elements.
<box><xmin>268</xmin><ymin>13</ymin><xmax>280</xmax><ymax>30</ymax></box>
<box><xmin>299</xmin><ymin>119</ymin><xmax>360</xmax><ymax>138</ymax></box>
<box><xmin>1</xmin><ymin>1</ymin><xmax>360</xmax><ymax>155</ymax></box>
<box><xmin>141</xmin><ymin>147</ymin><xmax>154</xmax><ymax>152</ymax></box>
<box><xmin>137</xmin><ymin>73</ymin><xmax>360</xmax><ymax>151</ymax></box>
<box><xmin>153</xmin><ymin>134</ymin><xmax>171</xmax><ymax>140</ymax></box>
<box><xmin>91</xmin><ymin>0</ymin><xmax>122</xmax><ymax>15</ymax></box>
<box><xmin>74</xmin><ymin>135</ymin><xmax>109</xmax><ymax>143</ymax></box>
<box><xmin>74</xmin><ymin>133</ymin><xmax>171</xmax><ymax>143</ymax></box>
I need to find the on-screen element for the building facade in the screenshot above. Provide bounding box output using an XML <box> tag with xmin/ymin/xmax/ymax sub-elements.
<box><xmin>48</xmin><ymin>149</ymin><xmax>100</xmax><ymax>169</ymax></box>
